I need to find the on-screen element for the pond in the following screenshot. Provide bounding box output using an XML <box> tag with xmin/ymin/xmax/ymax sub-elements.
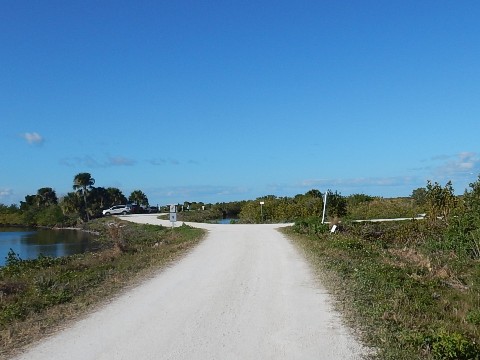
<box><xmin>0</xmin><ymin>227</ymin><xmax>95</xmax><ymax>266</ymax></box>
<box><xmin>216</xmin><ymin>218</ymin><xmax>239</xmax><ymax>224</ymax></box>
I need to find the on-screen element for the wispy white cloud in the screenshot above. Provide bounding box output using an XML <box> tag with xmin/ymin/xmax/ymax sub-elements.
<box><xmin>60</xmin><ymin>156</ymin><xmax>101</xmax><ymax>168</ymax></box>
<box><xmin>146</xmin><ymin>185</ymin><xmax>250</xmax><ymax>203</ymax></box>
<box><xmin>300</xmin><ymin>176</ymin><xmax>416</xmax><ymax>188</ymax></box>
<box><xmin>0</xmin><ymin>188</ymin><xmax>16</xmax><ymax>205</ymax></box>
<box><xmin>294</xmin><ymin>152</ymin><xmax>480</xmax><ymax>196</ymax></box>
<box><xmin>149</xmin><ymin>158</ymin><xmax>199</xmax><ymax>166</ymax></box>
<box><xmin>0</xmin><ymin>188</ymin><xmax>13</xmax><ymax>198</ymax></box>
<box><xmin>60</xmin><ymin>155</ymin><xmax>136</xmax><ymax>168</ymax></box>
<box><xmin>430</xmin><ymin>154</ymin><xmax>450</xmax><ymax>161</ymax></box>
<box><xmin>21</xmin><ymin>132</ymin><xmax>44</xmax><ymax>145</ymax></box>
<box><xmin>433</xmin><ymin>152</ymin><xmax>479</xmax><ymax>176</ymax></box>
<box><xmin>149</xmin><ymin>158</ymin><xmax>180</xmax><ymax>166</ymax></box>
<box><xmin>107</xmin><ymin>156</ymin><xmax>136</xmax><ymax>166</ymax></box>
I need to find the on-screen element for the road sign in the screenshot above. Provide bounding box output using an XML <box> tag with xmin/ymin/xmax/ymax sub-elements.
<box><xmin>170</xmin><ymin>212</ymin><xmax>177</xmax><ymax>223</ymax></box>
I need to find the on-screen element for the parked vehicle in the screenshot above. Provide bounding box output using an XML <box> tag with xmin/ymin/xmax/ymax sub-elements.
<box><xmin>127</xmin><ymin>203</ymin><xmax>142</xmax><ymax>214</ymax></box>
<box><xmin>102</xmin><ymin>205</ymin><xmax>131</xmax><ymax>216</ymax></box>
<box><xmin>145</xmin><ymin>206</ymin><xmax>159</xmax><ymax>213</ymax></box>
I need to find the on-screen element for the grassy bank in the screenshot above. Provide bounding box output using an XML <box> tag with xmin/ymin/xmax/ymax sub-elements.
<box><xmin>0</xmin><ymin>217</ymin><xmax>205</xmax><ymax>359</ymax></box>
<box><xmin>283</xmin><ymin>220</ymin><xmax>480</xmax><ymax>359</ymax></box>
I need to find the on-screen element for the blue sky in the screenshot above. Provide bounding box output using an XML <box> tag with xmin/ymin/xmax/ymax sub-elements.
<box><xmin>1</xmin><ymin>1</ymin><xmax>479</xmax><ymax>206</ymax></box>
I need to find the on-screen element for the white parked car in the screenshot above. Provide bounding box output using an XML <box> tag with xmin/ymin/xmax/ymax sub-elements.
<box><xmin>102</xmin><ymin>205</ymin><xmax>131</xmax><ymax>216</ymax></box>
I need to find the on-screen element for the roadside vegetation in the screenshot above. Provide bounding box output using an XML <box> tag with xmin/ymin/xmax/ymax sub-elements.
<box><xmin>236</xmin><ymin>189</ymin><xmax>423</xmax><ymax>224</ymax></box>
<box><xmin>0</xmin><ymin>171</ymin><xmax>425</xmax><ymax>228</ymax></box>
<box><xmin>284</xmin><ymin>177</ymin><xmax>480</xmax><ymax>359</ymax></box>
<box><xmin>0</xmin><ymin>172</ymin><xmax>153</xmax><ymax>228</ymax></box>
<box><xmin>176</xmin><ymin>201</ymin><xmax>245</xmax><ymax>223</ymax></box>
<box><xmin>0</xmin><ymin>217</ymin><xmax>205</xmax><ymax>358</ymax></box>
<box><xmin>2</xmin><ymin>169</ymin><xmax>480</xmax><ymax>359</ymax></box>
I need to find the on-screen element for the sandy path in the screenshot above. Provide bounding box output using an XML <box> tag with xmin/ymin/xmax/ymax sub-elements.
<box><xmin>13</xmin><ymin>215</ymin><xmax>365</xmax><ymax>359</ymax></box>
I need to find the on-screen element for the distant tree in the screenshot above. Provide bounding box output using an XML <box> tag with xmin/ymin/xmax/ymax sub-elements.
<box><xmin>258</xmin><ymin>195</ymin><xmax>277</xmax><ymax>201</ymax></box>
<box><xmin>87</xmin><ymin>187</ymin><xmax>127</xmax><ymax>218</ymax></box>
<box><xmin>425</xmin><ymin>180</ymin><xmax>456</xmax><ymax>225</ymax></box>
<box><xmin>0</xmin><ymin>204</ymin><xmax>23</xmax><ymax>225</ymax></box>
<box><xmin>450</xmin><ymin>174</ymin><xmax>480</xmax><ymax>232</ymax></box>
<box><xmin>294</xmin><ymin>193</ymin><xmax>304</xmax><ymax>200</ymax></box>
<box><xmin>302</xmin><ymin>192</ymin><xmax>324</xmax><ymax>218</ymax></box>
<box><xmin>73</xmin><ymin>172</ymin><xmax>95</xmax><ymax>221</ymax></box>
<box><xmin>60</xmin><ymin>192</ymin><xmax>82</xmax><ymax>217</ymax></box>
<box><xmin>88</xmin><ymin>187</ymin><xmax>110</xmax><ymax>217</ymax></box>
<box><xmin>463</xmin><ymin>175</ymin><xmax>480</xmax><ymax>214</ymax></box>
<box><xmin>128</xmin><ymin>190</ymin><xmax>149</xmax><ymax>206</ymax></box>
<box><xmin>107</xmin><ymin>187</ymin><xmax>127</xmax><ymax>206</ymax></box>
<box><xmin>326</xmin><ymin>190</ymin><xmax>347</xmax><ymax>219</ymax></box>
<box><xmin>36</xmin><ymin>187</ymin><xmax>58</xmax><ymax>207</ymax></box>
<box><xmin>445</xmin><ymin>174</ymin><xmax>480</xmax><ymax>259</ymax></box>
<box><xmin>188</xmin><ymin>202</ymin><xmax>205</xmax><ymax>211</ymax></box>
<box><xmin>411</xmin><ymin>187</ymin><xmax>427</xmax><ymax>207</ymax></box>
<box><xmin>35</xmin><ymin>205</ymin><xmax>66</xmax><ymax>227</ymax></box>
<box><xmin>19</xmin><ymin>188</ymin><xmax>58</xmax><ymax>212</ymax></box>
<box><xmin>0</xmin><ymin>204</ymin><xmax>19</xmax><ymax>213</ymax></box>
<box><xmin>305</xmin><ymin>189</ymin><xmax>322</xmax><ymax>198</ymax></box>
<box><xmin>214</xmin><ymin>201</ymin><xmax>245</xmax><ymax>218</ymax></box>
<box><xmin>347</xmin><ymin>193</ymin><xmax>374</xmax><ymax>207</ymax></box>
<box><xmin>20</xmin><ymin>194</ymin><xmax>37</xmax><ymax>211</ymax></box>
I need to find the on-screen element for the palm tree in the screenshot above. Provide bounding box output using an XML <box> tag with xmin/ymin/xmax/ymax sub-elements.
<box><xmin>128</xmin><ymin>190</ymin><xmax>149</xmax><ymax>206</ymax></box>
<box><xmin>36</xmin><ymin>187</ymin><xmax>58</xmax><ymax>207</ymax></box>
<box><xmin>89</xmin><ymin>187</ymin><xmax>109</xmax><ymax>217</ymax></box>
<box><xmin>60</xmin><ymin>192</ymin><xmax>81</xmax><ymax>217</ymax></box>
<box><xmin>107</xmin><ymin>187</ymin><xmax>127</xmax><ymax>206</ymax></box>
<box><xmin>73</xmin><ymin>172</ymin><xmax>95</xmax><ymax>221</ymax></box>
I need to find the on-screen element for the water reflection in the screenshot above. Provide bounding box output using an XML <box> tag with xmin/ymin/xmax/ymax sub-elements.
<box><xmin>0</xmin><ymin>228</ymin><xmax>94</xmax><ymax>266</ymax></box>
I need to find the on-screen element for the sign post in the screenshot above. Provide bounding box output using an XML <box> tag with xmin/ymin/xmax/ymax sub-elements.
<box><xmin>169</xmin><ymin>204</ymin><xmax>177</xmax><ymax>227</ymax></box>
<box><xmin>322</xmin><ymin>191</ymin><xmax>328</xmax><ymax>224</ymax></box>
<box><xmin>260</xmin><ymin>201</ymin><xmax>264</xmax><ymax>223</ymax></box>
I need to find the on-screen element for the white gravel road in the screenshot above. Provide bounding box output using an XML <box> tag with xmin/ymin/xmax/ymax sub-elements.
<box><xmin>13</xmin><ymin>214</ymin><xmax>366</xmax><ymax>360</ymax></box>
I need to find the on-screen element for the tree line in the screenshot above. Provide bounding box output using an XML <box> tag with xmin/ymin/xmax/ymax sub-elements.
<box><xmin>2</xmin><ymin>172</ymin><xmax>480</xmax><ymax>231</ymax></box>
<box><xmin>178</xmin><ymin>176</ymin><xmax>480</xmax><ymax>229</ymax></box>
<box><xmin>0</xmin><ymin>172</ymin><xmax>150</xmax><ymax>227</ymax></box>
<box><xmin>235</xmin><ymin>176</ymin><xmax>480</xmax><ymax>229</ymax></box>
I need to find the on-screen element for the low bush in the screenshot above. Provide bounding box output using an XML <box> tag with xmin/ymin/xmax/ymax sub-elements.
<box><xmin>424</xmin><ymin>329</ymin><xmax>480</xmax><ymax>360</ymax></box>
<box><xmin>292</xmin><ymin>217</ymin><xmax>329</xmax><ymax>236</ymax></box>
<box><xmin>177</xmin><ymin>208</ymin><xmax>223</xmax><ymax>223</ymax></box>
<box><xmin>346</xmin><ymin>197</ymin><xmax>421</xmax><ymax>220</ymax></box>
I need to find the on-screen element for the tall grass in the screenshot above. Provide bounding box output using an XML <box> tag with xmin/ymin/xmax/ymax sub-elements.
<box><xmin>284</xmin><ymin>219</ymin><xmax>480</xmax><ymax>359</ymax></box>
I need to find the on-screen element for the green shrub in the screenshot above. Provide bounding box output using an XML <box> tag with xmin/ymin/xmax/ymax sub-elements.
<box><xmin>177</xmin><ymin>208</ymin><xmax>223</xmax><ymax>223</ymax></box>
<box><xmin>35</xmin><ymin>205</ymin><xmax>68</xmax><ymax>227</ymax></box>
<box><xmin>424</xmin><ymin>330</ymin><xmax>480</xmax><ymax>360</ymax></box>
<box><xmin>3</xmin><ymin>249</ymin><xmax>27</xmax><ymax>277</ymax></box>
<box><xmin>346</xmin><ymin>197</ymin><xmax>420</xmax><ymax>220</ymax></box>
<box><xmin>466</xmin><ymin>310</ymin><xmax>480</xmax><ymax>326</ymax></box>
<box><xmin>4</xmin><ymin>249</ymin><xmax>22</xmax><ymax>267</ymax></box>
<box><xmin>0</xmin><ymin>303</ymin><xmax>28</xmax><ymax>325</ymax></box>
<box><xmin>292</xmin><ymin>217</ymin><xmax>329</xmax><ymax>236</ymax></box>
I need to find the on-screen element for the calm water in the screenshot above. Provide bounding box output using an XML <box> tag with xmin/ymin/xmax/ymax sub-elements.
<box><xmin>0</xmin><ymin>227</ymin><xmax>95</xmax><ymax>266</ymax></box>
<box><xmin>217</xmin><ymin>218</ymin><xmax>238</xmax><ymax>224</ymax></box>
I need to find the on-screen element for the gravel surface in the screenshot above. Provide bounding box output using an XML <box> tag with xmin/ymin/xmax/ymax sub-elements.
<box><xmin>13</xmin><ymin>215</ymin><xmax>366</xmax><ymax>359</ymax></box>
